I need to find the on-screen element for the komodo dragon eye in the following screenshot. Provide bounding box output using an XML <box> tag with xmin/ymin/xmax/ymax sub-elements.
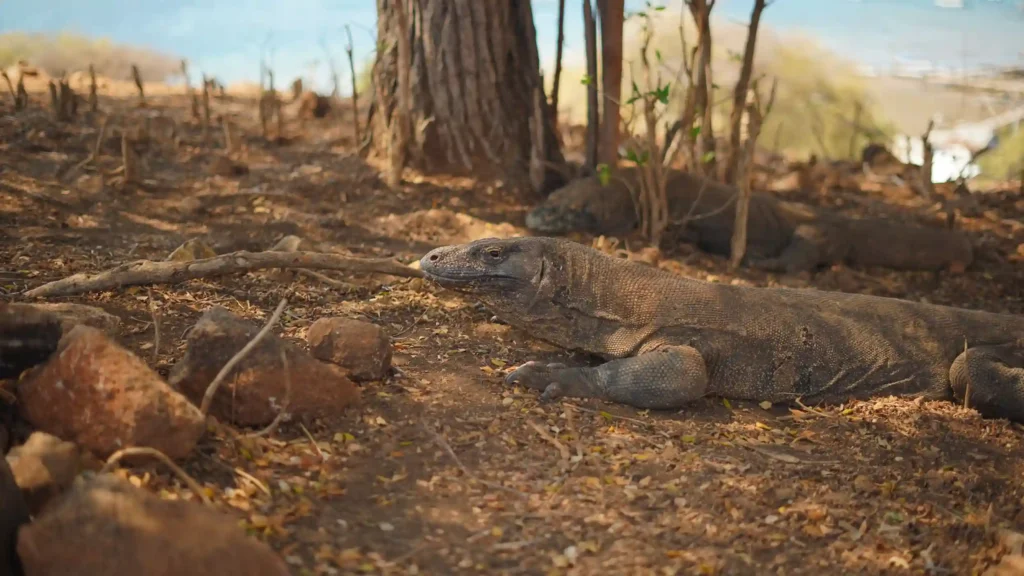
<box><xmin>483</xmin><ymin>246</ymin><xmax>503</xmax><ymax>259</ymax></box>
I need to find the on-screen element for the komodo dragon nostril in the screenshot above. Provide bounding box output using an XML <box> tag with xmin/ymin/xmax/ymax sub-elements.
<box><xmin>428</xmin><ymin>254</ymin><xmax>440</xmax><ymax>262</ymax></box>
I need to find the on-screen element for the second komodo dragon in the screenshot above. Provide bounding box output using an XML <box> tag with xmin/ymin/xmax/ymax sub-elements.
<box><xmin>524</xmin><ymin>167</ymin><xmax>974</xmax><ymax>273</ymax></box>
<box><xmin>419</xmin><ymin>237</ymin><xmax>1024</xmax><ymax>422</ymax></box>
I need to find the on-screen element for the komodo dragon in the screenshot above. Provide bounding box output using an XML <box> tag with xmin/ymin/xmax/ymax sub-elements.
<box><xmin>524</xmin><ymin>167</ymin><xmax>974</xmax><ymax>273</ymax></box>
<box><xmin>419</xmin><ymin>237</ymin><xmax>1024</xmax><ymax>422</ymax></box>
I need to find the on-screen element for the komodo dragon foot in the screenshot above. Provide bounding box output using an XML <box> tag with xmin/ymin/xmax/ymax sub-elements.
<box><xmin>505</xmin><ymin>346</ymin><xmax>710</xmax><ymax>410</ymax></box>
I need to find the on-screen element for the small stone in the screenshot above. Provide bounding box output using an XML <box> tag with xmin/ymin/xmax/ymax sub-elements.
<box><xmin>166</xmin><ymin>238</ymin><xmax>217</xmax><ymax>262</ymax></box>
<box><xmin>0</xmin><ymin>457</ymin><xmax>30</xmax><ymax>576</ymax></box>
<box><xmin>169</xmin><ymin>307</ymin><xmax>360</xmax><ymax>427</ymax></box>
<box><xmin>209</xmin><ymin>155</ymin><xmax>249</xmax><ymax>177</ymax></box>
<box><xmin>852</xmin><ymin>474</ymin><xmax>875</xmax><ymax>494</ymax></box>
<box><xmin>306</xmin><ymin>317</ymin><xmax>392</xmax><ymax>382</ymax></box>
<box><xmin>17</xmin><ymin>325</ymin><xmax>205</xmax><ymax>460</ymax></box>
<box><xmin>17</xmin><ymin>474</ymin><xmax>290</xmax><ymax>576</ymax></box>
<box><xmin>5</xmin><ymin>432</ymin><xmax>87</xmax><ymax>515</ymax></box>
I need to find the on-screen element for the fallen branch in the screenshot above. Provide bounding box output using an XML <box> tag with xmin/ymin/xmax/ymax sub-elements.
<box><xmin>24</xmin><ymin>249</ymin><xmax>423</xmax><ymax>298</ymax></box>
<box><xmin>200</xmin><ymin>298</ymin><xmax>287</xmax><ymax>416</ymax></box>
<box><xmin>101</xmin><ymin>446</ymin><xmax>212</xmax><ymax>505</ymax></box>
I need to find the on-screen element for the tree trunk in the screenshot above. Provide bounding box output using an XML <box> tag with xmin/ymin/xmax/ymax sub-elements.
<box><xmin>373</xmin><ymin>0</ymin><xmax>566</xmax><ymax>194</ymax></box>
<box><xmin>721</xmin><ymin>0</ymin><xmax>767</xmax><ymax>185</ymax></box>
<box><xmin>549</xmin><ymin>0</ymin><xmax>566</xmax><ymax>131</ymax></box>
<box><xmin>597</xmin><ymin>0</ymin><xmax>624</xmax><ymax>167</ymax></box>
<box><xmin>583</xmin><ymin>0</ymin><xmax>600</xmax><ymax>174</ymax></box>
<box><xmin>689</xmin><ymin>0</ymin><xmax>716</xmax><ymax>175</ymax></box>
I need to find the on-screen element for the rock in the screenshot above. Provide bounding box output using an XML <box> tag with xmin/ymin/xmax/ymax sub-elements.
<box><xmin>17</xmin><ymin>474</ymin><xmax>290</xmax><ymax>576</ymax></box>
<box><xmin>0</xmin><ymin>303</ymin><xmax>63</xmax><ymax>380</ymax></box>
<box><xmin>208</xmin><ymin>155</ymin><xmax>249</xmax><ymax>177</ymax></box>
<box><xmin>6</xmin><ymin>302</ymin><xmax>121</xmax><ymax>337</ymax></box>
<box><xmin>17</xmin><ymin>325</ymin><xmax>205</xmax><ymax>460</ymax></box>
<box><xmin>5</xmin><ymin>432</ymin><xmax>90</xmax><ymax>515</ymax></box>
<box><xmin>169</xmin><ymin>307</ymin><xmax>360</xmax><ymax>427</ymax></box>
<box><xmin>306</xmin><ymin>317</ymin><xmax>392</xmax><ymax>382</ymax></box>
<box><xmin>0</xmin><ymin>457</ymin><xmax>30</xmax><ymax>576</ymax></box>
<box><xmin>167</xmin><ymin>238</ymin><xmax>217</xmax><ymax>262</ymax></box>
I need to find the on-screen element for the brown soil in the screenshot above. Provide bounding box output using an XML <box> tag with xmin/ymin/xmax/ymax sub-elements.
<box><xmin>3</xmin><ymin>87</ymin><xmax>1024</xmax><ymax>576</ymax></box>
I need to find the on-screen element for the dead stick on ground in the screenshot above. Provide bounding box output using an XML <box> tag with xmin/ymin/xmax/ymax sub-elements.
<box><xmin>147</xmin><ymin>286</ymin><xmax>160</xmax><ymax>364</ymax></box>
<box><xmin>420</xmin><ymin>420</ymin><xmax>527</xmax><ymax>498</ymax></box>
<box><xmin>200</xmin><ymin>298</ymin><xmax>287</xmax><ymax>416</ymax></box>
<box><xmin>244</xmin><ymin>349</ymin><xmax>291</xmax><ymax>438</ymax></box>
<box><xmin>100</xmin><ymin>447</ymin><xmax>212</xmax><ymax>505</ymax></box>
<box><xmin>23</xmin><ymin>250</ymin><xmax>423</xmax><ymax>298</ymax></box>
<box><xmin>70</xmin><ymin>115</ymin><xmax>109</xmax><ymax>174</ymax></box>
<box><xmin>299</xmin><ymin>422</ymin><xmax>326</xmax><ymax>461</ymax></box>
<box><xmin>527</xmin><ymin>420</ymin><xmax>570</xmax><ymax>461</ymax></box>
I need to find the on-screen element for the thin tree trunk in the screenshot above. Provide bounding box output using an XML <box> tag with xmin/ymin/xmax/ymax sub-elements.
<box><xmin>721</xmin><ymin>0</ymin><xmax>767</xmax><ymax>185</ymax></box>
<box><xmin>689</xmin><ymin>0</ymin><xmax>716</xmax><ymax>176</ymax></box>
<box><xmin>583</xmin><ymin>0</ymin><xmax>600</xmax><ymax>173</ymax></box>
<box><xmin>345</xmin><ymin>25</ymin><xmax>362</xmax><ymax>146</ymax></box>
<box><xmin>373</xmin><ymin>0</ymin><xmax>566</xmax><ymax>193</ymax></box>
<box><xmin>386</xmin><ymin>0</ymin><xmax>412</xmax><ymax>187</ymax></box>
<box><xmin>597</xmin><ymin>0</ymin><xmax>624</xmax><ymax>167</ymax></box>
<box><xmin>550</xmin><ymin>0</ymin><xmax>566</xmax><ymax>131</ymax></box>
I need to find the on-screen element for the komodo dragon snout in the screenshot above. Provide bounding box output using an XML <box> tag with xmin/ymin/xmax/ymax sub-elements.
<box><xmin>420</xmin><ymin>238</ymin><xmax>556</xmax><ymax>316</ymax></box>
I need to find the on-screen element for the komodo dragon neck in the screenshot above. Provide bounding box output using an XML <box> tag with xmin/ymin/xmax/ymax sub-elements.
<box><xmin>486</xmin><ymin>239</ymin><xmax>726</xmax><ymax>359</ymax></box>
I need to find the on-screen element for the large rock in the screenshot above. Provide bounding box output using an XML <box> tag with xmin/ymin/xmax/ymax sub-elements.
<box><xmin>306</xmin><ymin>317</ymin><xmax>392</xmax><ymax>382</ymax></box>
<box><xmin>17</xmin><ymin>474</ymin><xmax>290</xmax><ymax>576</ymax></box>
<box><xmin>169</xmin><ymin>307</ymin><xmax>360</xmax><ymax>427</ymax></box>
<box><xmin>5</xmin><ymin>432</ymin><xmax>91</xmax><ymax>516</ymax></box>
<box><xmin>16</xmin><ymin>325</ymin><xmax>205</xmax><ymax>460</ymax></box>
<box><xmin>4</xmin><ymin>303</ymin><xmax>120</xmax><ymax>337</ymax></box>
<box><xmin>0</xmin><ymin>457</ymin><xmax>30</xmax><ymax>576</ymax></box>
<box><xmin>0</xmin><ymin>303</ymin><xmax>62</xmax><ymax>380</ymax></box>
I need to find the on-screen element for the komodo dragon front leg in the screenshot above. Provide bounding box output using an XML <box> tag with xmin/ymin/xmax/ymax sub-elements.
<box><xmin>950</xmin><ymin>343</ymin><xmax>1024</xmax><ymax>422</ymax></box>
<box><xmin>504</xmin><ymin>345</ymin><xmax>708</xmax><ymax>410</ymax></box>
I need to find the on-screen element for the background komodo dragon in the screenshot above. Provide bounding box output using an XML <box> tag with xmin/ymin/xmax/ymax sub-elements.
<box><xmin>419</xmin><ymin>237</ymin><xmax>1024</xmax><ymax>422</ymax></box>
<box><xmin>524</xmin><ymin>167</ymin><xmax>974</xmax><ymax>273</ymax></box>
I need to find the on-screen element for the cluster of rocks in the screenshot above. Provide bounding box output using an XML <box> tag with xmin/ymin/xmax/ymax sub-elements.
<box><xmin>0</xmin><ymin>299</ymin><xmax>393</xmax><ymax>575</ymax></box>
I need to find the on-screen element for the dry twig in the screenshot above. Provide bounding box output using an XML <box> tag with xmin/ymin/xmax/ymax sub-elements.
<box><xmin>101</xmin><ymin>447</ymin><xmax>212</xmax><ymax>505</ymax></box>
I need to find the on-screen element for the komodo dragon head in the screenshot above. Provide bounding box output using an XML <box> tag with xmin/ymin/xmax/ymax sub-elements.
<box><xmin>524</xmin><ymin>170</ymin><xmax>639</xmax><ymax>236</ymax></box>
<box><xmin>419</xmin><ymin>237</ymin><xmax>568</xmax><ymax>326</ymax></box>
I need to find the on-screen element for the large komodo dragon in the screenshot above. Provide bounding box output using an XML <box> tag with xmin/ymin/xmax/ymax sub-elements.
<box><xmin>419</xmin><ymin>237</ymin><xmax>1024</xmax><ymax>422</ymax></box>
<box><xmin>524</xmin><ymin>167</ymin><xmax>974</xmax><ymax>273</ymax></box>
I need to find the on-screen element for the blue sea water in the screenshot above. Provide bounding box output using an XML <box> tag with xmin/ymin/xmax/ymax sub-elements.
<box><xmin>1</xmin><ymin>0</ymin><xmax>1021</xmax><ymax>90</ymax></box>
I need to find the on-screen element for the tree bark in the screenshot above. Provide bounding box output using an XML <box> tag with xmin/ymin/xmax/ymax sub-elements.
<box><xmin>721</xmin><ymin>0</ymin><xmax>767</xmax><ymax>185</ymax></box>
<box><xmin>583</xmin><ymin>0</ymin><xmax>600</xmax><ymax>174</ymax></box>
<box><xmin>373</xmin><ymin>0</ymin><xmax>566</xmax><ymax>194</ymax></box>
<box><xmin>597</xmin><ymin>0</ymin><xmax>624</xmax><ymax>167</ymax></box>
<box><xmin>550</xmin><ymin>0</ymin><xmax>566</xmax><ymax>131</ymax></box>
<box><xmin>688</xmin><ymin>0</ymin><xmax>716</xmax><ymax>175</ymax></box>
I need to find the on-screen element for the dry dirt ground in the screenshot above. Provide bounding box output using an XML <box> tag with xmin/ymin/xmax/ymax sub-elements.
<box><xmin>3</xmin><ymin>87</ymin><xmax>1024</xmax><ymax>576</ymax></box>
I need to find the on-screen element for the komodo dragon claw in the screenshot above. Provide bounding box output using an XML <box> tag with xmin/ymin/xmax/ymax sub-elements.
<box><xmin>505</xmin><ymin>361</ymin><xmax>569</xmax><ymax>402</ymax></box>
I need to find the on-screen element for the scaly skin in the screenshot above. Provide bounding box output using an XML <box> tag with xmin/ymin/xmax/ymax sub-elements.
<box><xmin>0</xmin><ymin>304</ymin><xmax>62</xmax><ymax>379</ymax></box>
<box><xmin>524</xmin><ymin>167</ymin><xmax>974</xmax><ymax>273</ymax></box>
<box><xmin>419</xmin><ymin>237</ymin><xmax>1024</xmax><ymax>422</ymax></box>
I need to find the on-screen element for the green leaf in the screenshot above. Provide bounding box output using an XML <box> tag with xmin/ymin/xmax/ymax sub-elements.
<box><xmin>655</xmin><ymin>49</ymin><xmax>662</xmax><ymax>62</ymax></box>
<box><xmin>722</xmin><ymin>398</ymin><xmax>732</xmax><ymax>409</ymax></box>
<box><xmin>654</xmin><ymin>82</ymin><xmax>671</xmax><ymax>104</ymax></box>
<box><xmin>580</xmin><ymin>74</ymin><xmax>594</xmax><ymax>86</ymax></box>
<box><xmin>596</xmin><ymin>163</ymin><xmax>611</xmax><ymax>186</ymax></box>
<box><xmin>701</xmin><ymin>150</ymin><xmax>716</xmax><ymax>164</ymax></box>
<box><xmin>690</xmin><ymin>125</ymin><xmax>702</xmax><ymax>138</ymax></box>
<box><xmin>599</xmin><ymin>410</ymin><xmax>614</xmax><ymax>422</ymax></box>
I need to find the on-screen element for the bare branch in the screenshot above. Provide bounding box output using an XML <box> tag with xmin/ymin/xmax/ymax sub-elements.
<box><xmin>23</xmin><ymin>250</ymin><xmax>422</xmax><ymax>298</ymax></box>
